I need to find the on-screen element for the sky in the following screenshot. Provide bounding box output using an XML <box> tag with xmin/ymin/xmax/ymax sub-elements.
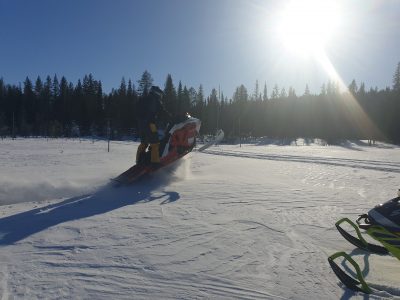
<box><xmin>0</xmin><ymin>0</ymin><xmax>399</xmax><ymax>98</ymax></box>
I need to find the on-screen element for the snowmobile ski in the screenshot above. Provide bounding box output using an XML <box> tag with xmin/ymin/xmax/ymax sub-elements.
<box><xmin>198</xmin><ymin>129</ymin><xmax>224</xmax><ymax>152</ymax></box>
<box><xmin>335</xmin><ymin>218</ymin><xmax>388</xmax><ymax>254</ymax></box>
<box><xmin>328</xmin><ymin>252</ymin><xmax>372</xmax><ymax>294</ymax></box>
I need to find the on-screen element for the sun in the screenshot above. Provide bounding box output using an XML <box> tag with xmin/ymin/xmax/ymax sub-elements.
<box><xmin>276</xmin><ymin>0</ymin><xmax>341</xmax><ymax>56</ymax></box>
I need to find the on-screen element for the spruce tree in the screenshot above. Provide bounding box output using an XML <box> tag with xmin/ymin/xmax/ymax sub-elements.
<box><xmin>263</xmin><ymin>82</ymin><xmax>268</xmax><ymax>101</ymax></box>
<box><xmin>320</xmin><ymin>83</ymin><xmax>326</xmax><ymax>96</ymax></box>
<box><xmin>163</xmin><ymin>74</ymin><xmax>176</xmax><ymax>116</ymax></box>
<box><xmin>304</xmin><ymin>84</ymin><xmax>310</xmax><ymax>96</ymax></box>
<box><xmin>22</xmin><ymin>77</ymin><xmax>34</xmax><ymax>134</ymax></box>
<box><xmin>127</xmin><ymin>79</ymin><xmax>133</xmax><ymax>98</ymax></box>
<box><xmin>34</xmin><ymin>76</ymin><xmax>43</xmax><ymax>97</ymax></box>
<box><xmin>52</xmin><ymin>74</ymin><xmax>60</xmax><ymax>100</ymax></box>
<box><xmin>137</xmin><ymin>70</ymin><xmax>153</xmax><ymax>96</ymax></box>
<box><xmin>288</xmin><ymin>87</ymin><xmax>296</xmax><ymax>99</ymax></box>
<box><xmin>0</xmin><ymin>79</ymin><xmax>4</xmax><ymax>128</ymax></box>
<box><xmin>182</xmin><ymin>86</ymin><xmax>191</xmax><ymax>115</ymax></box>
<box><xmin>348</xmin><ymin>79</ymin><xmax>358</xmax><ymax>95</ymax></box>
<box><xmin>119</xmin><ymin>77</ymin><xmax>127</xmax><ymax>97</ymax></box>
<box><xmin>73</xmin><ymin>79</ymin><xmax>83</xmax><ymax>127</ymax></box>
<box><xmin>34</xmin><ymin>77</ymin><xmax>44</xmax><ymax>134</ymax></box>
<box><xmin>271</xmin><ymin>84</ymin><xmax>279</xmax><ymax>99</ymax></box>
<box><xmin>194</xmin><ymin>85</ymin><xmax>204</xmax><ymax>121</ymax></box>
<box><xmin>280</xmin><ymin>87</ymin><xmax>287</xmax><ymax>98</ymax></box>
<box><xmin>253</xmin><ymin>80</ymin><xmax>259</xmax><ymax>101</ymax></box>
<box><xmin>358</xmin><ymin>82</ymin><xmax>366</xmax><ymax>97</ymax></box>
<box><xmin>177</xmin><ymin>81</ymin><xmax>183</xmax><ymax>116</ymax></box>
<box><xmin>59</xmin><ymin>76</ymin><xmax>69</xmax><ymax>128</ymax></box>
<box><xmin>393</xmin><ymin>62</ymin><xmax>400</xmax><ymax>92</ymax></box>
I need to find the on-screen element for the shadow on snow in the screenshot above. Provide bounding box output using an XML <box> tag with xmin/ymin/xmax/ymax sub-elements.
<box><xmin>0</xmin><ymin>171</ymin><xmax>180</xmax><ymax>246</ymax></box>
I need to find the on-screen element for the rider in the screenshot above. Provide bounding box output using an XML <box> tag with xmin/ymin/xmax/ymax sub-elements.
<box><xmin>136</xmin><ymin>86</ymin><xmax>170</xmax><ymax>165</ymax></box>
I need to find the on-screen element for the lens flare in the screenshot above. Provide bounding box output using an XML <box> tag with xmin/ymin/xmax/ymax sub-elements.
<box><xmin>276</xmin><ymin>0</ymin><xmax>341</xmax><ymax>56</ymax></box>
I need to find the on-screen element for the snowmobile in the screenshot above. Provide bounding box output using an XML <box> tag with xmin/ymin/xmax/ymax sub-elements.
<box><xmin>328</xmin><ymin>191</ymin><xmax>400</xmax><ymax>293</ymax></box>
<box><xmin>113</xmin><ymin>113</ymin><xmax>201</xmax><ymax>184</ymax></box>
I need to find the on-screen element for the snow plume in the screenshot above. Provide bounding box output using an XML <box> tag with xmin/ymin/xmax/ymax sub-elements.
<box><xmin>164</xmin><ymin>155</ymin><xmax>193</xmax><ymax>182</ymax></box>
<box><xmin>0</xmin><ymin>138</ymin><xmax>195</xmax><ymax>206</ymax></box>
<box><xmin>0</xmin><ymin>177</ymin><xmax>100</xmax><ymax>205</ymax></box>
<box><xmin>0</xmin><ymin>138</ymin><xmax>137</xmax><ymax>205</ymax></box>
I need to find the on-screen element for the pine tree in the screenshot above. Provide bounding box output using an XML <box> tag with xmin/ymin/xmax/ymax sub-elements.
<box><xmin>182</xmin><ymin>86</ymin><xmax>191</xmax><ymax>115</ymax></box>
<box><xmin>263</xmin><ymin>82</ymin><xmax>268</xmax><ymax>101</ymax></box>
<box><xmin>58</xmin><ymin>76</ymin><xmax>70</xmax><ymax>128</ymax></box>
<box><xmin>126</xmin><ymin>79</ymin><xmax>137</xmax><ymax>129</ymax></box>
<box><xmin>197</xmin><ymin>85</ymin><xmax>204</xmax><ymax>104</ymax></box>
<box><xmin>280</xmin><ymin>87</ymin><xmax>287</xmax><ymax>98</ymax></box>
<box><xmin>326</xmin><ymin>81</ymin><xmax>333</xmax><ymax>95</ymax></box>
<box><xmin>188</xmin><ymin>87</ymin><xmax>197</xmax><ymax>107</ymax></box>
<box><xmin>44</xmin><ymin>76</ymin><xmax>52</xmax><ymax>99</ymax></box>
<box><xmin>42</xmin><ymin>76</ymin><xmax>52</xmax><ymax>133</ymax></box>
<box><xmin>163</xmin><ymin>74</ymin><xmax>176</xmax><ymax>115</ymax></box>
<box><xmin>304</xmin><ymin>84</ymin><xmax>310</xmax><ymax>96</ymax></box>
<box><xmin>94</xmin><ymin>80</ymin><xmax>104</xmax><ymax>129</ymax></box>
<box><xmin>393</xmin><ymin>62</ymin><xmax>400</xmax><ymax>92</ymax></box>
<box><xmin>82</xmin><ymin>74</ymin><xmax>98</xmax><ymax>130</ymax></box>
<box><xmin>34</xmin><ymin>76</ymin><xmax>43</xmax><ymax>97</ymax></box>
<box><xmin>117</xmin><ymin>77</ymin><xmax>129</xmax><ymax>130</ymax></box>
<box><xmin>320</xmin><ymin>83</ymin><xmax>326</xmax><ymax>96</ymax></box>
<box><xmin>137</xmin><ymin>70</ymin><xmax>153</xmax><ymax>96</ymax></box>
<box><xmin>0</xmin><ymin>79</ymin><xmax>4</xmax><ymax>129</ymax></box>
<box><xmin>288</xmin><ymin>87</ymin><xmax>296</xmax><ymax>99</ymax></box>
<box><xmin>358</xmin><ymin>82</ymin><xmax>366</xmax><ymax>97</ymax></box>
<box><xmin>127</xmin><ymin>79</ymin><xmax>133</xmax><ymax>98</ymax></box>
<box><xmin>207</xmin><ymin>88</ymin><xmax>219</xmax><ymax>132</ymax></box>
<box><xmin>194</xmin><ymin>85</ymin><xmax>204</xmax><ymax>120</ymax></box>
<box><xmin>22</xmin><ymin>77</ymin><xmax>35</xmax><ymax>134</ymax></box>
<box><xmin>253</xmin><ymin>80</ymin><xmax>259</xmax><ymax>101</ymax></box>
<box><xmin>119</xmin><ymin>77</ymin><xmax>127</xmax><ymax>97</ymax></box>
<box><xmin>348</xmin><ymin>79</ymin><xmax>358</xmax><ymax>95</ymax></box>
<box><xmin>233</xmin><ymin>85</ymin><xmax>248</xmax><ymax>103</ymax></box>
<box><xmin>271</xmin><ymin>84</ymin><xmax>279</xmax><ymax>99</ymax></box>
<box><xmin>176</xmin><ymin>81</ymin><xmax>184</xmax><ymax>116</ymax></box>
<box><xmin>52</xmin><ymin>74</ymin><xmax>60</xmax><ymax>100</ymax></box>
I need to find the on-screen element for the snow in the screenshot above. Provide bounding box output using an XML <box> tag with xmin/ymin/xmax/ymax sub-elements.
<box><xmin>0</xmin><ymin>137</ymin><xmax>400</xmax><ymax>299</ymax></box>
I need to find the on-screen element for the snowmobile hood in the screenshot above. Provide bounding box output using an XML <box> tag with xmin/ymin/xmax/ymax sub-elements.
<box><xmin>368</xmin><ymin>197</ymin><xmax>400</xmax><ymax>232</ymax></box>
<box><xmin>168</xmin><ymin>115</ymin><xmax>201</xmax><ymax>135</ymax></box>
<box><xmin>160</xmin><ymin>114</ymin><xmax>201</xmax><ymax>158</ymax></box>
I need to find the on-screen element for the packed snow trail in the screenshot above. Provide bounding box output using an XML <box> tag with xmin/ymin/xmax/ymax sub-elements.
<box><xmin>203</xmin><ymin>148</ymin><xmax>400</xmax><ymax>173</ymax></box>
<box><xmin>0</xmin><ymin>138</ymin><xmax>399</xmax><ymax>299</ymax></box>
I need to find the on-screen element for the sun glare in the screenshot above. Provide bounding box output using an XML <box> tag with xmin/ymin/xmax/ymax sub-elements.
<box><xmin>276</xmin><ymin>0</ymin><xmax>341</xmax><ymax>56</ymax></box>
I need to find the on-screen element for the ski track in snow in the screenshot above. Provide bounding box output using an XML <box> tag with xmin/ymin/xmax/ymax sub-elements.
<box><xmin>203</xmin><ymin>148</ymin><xmax>400</xmax><ymax>173</ymax></box>
<box><xmin>0</xmin><ymin>138</ymin><xmax>400</xmax><ymax>299</ymax></box>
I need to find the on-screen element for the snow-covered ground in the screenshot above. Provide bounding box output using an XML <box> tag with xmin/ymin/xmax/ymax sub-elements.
<box><xmin>0</xmin><ymin>138</ymin><xmax>399</xmax><ymax>299</ymax></box>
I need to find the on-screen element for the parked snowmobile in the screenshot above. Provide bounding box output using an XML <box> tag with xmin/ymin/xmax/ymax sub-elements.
<box><xmin>113</xmin><ymin>114</ymin><xmax>201</xmax><ymax>184</ymax></box>
<box><xmin>328</xmin><ymin>191</ymin><xmax>400</xmax><ymax>293</ymax></box>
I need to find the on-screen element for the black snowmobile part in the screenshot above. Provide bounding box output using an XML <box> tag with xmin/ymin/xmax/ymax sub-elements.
<box><xmin>328</xmin><ymin>252</ymin><xmax>372</xmax><ymax>294</ymax></box>
<box><xmin>356</xmin><ymin>214</ymin><xmax>373</xmax><ymax>230</ymax></box>
<box><xmin>367</xmin><ymin>197</ymin><xmax>400</xmax><ymax>232</ymax></box>
<box><xmin>335</xmin><ymin>218</ymin><xmax>389</xmax><ymax>255</ymax></box>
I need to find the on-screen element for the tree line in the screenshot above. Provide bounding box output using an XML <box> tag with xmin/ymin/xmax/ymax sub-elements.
<box><xmin>0</xmin><ymin>63</ymin><xmax>400</xmax><ymax>143</ymax></box>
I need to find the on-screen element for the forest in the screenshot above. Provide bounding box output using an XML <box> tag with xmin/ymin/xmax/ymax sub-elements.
<box><xmin>0</xmin><ymin>63</ymin><xmax>400</xmax><ymax>144</ymax></box>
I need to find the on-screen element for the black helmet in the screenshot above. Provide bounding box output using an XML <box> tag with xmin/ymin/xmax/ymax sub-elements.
<box><xmin>149</xmin><ymin>86</ymin><xmax>164</xmax><ymax>99</ymax></box>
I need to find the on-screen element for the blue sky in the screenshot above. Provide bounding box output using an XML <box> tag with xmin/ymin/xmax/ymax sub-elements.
<box><xmin>0</xmin><ymin>0</ymin><xmax>399</xmax><ymax>97</ymax></box>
